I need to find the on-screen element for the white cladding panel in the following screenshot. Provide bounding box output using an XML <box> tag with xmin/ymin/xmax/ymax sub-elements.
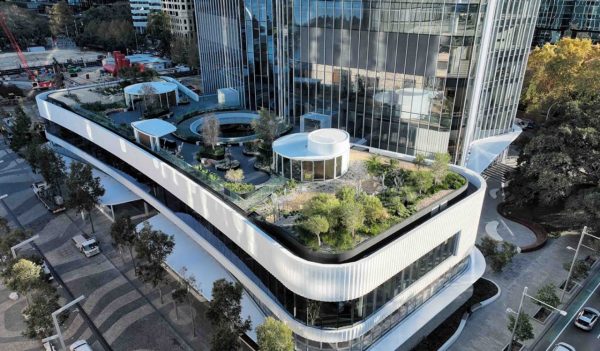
<box><xmin>37</xmin><ymin>93</ymin><xmax>485</xmax><ymax>303</ymax></box>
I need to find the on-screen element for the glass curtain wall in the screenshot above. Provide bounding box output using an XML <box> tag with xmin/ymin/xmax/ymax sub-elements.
<box><xmin>279</xmin><ymin>0</ymin><xmax>484</xmax><ymax>162</ymax></box>
<box><xmin>534</xmin><ymin>0</ymin><xmax>600</xmax><ymax>44</ymax></box>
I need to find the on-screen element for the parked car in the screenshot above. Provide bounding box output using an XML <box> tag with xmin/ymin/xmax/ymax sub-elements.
<box><xmin>574</xmin><ymin>306</ymin><xmax>599</xmax><ymax>331</ymax></box>
<box><xmin>552</xmin><ymin>342</ymin><xmax>576</xmax><ymax>351</ymax></box>
<box><xmin>70</xmin><ymin>340</ymin><xmax>92</xmax><ymax>351</ymax></box>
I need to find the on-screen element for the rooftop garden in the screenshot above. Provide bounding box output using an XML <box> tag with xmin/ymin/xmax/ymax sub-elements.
<box><xmin>253</xmin><ymin>152</ymin><xmax>467</xmax><ymax>253</ymax></box>
<box><xmin>46</xmin><ymin>82</ymin><xmax>468</xmax><ymax>257</ymax></box>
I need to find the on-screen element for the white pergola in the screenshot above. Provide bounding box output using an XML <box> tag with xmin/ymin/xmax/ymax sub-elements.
<box><xmin>131</xmin><ymin>119</ymin><xmax>177</xmax><ymax>151</ymax></box>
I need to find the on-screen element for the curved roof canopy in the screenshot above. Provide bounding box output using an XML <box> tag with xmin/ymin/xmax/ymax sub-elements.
<box><xmin>131</xmin><ymin>119</ymin><xmax>177</xmax><ymax>137</ymax></box>
<box><xmin>124</xmin><ymin>81</ymin><xmax>178</xmax><ymax>95</ymax></box>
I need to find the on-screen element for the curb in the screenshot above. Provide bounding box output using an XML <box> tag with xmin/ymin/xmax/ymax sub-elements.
<box><xmin>497</xmin><ymin>203</ymin><xmax>548</xmax><ymax>252</ymax></box>
<box><xmin>437</xmin><ymin>278</ymin><xmax>501</xmax><ymax>351</ymax></box>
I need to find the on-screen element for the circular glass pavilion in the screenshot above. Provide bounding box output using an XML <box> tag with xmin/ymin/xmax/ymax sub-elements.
<box><xmin>272</xmin><ymin>129</ymin><xmax>350</xmax><ymax>182</ymax></box>
<box><xmin>123</xmin><ymin>81</ymin><xmax>178</xmax><ymax>112</ymax></box>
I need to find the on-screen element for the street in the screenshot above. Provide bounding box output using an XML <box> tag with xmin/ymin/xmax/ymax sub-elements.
<box><xmin>533</xmin><ymin>274</ymin><xmax>600</xmax><ymax>351</ymax></box>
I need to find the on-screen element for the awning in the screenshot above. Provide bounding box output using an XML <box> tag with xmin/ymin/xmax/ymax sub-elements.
<box><xmin>466</xmin><ymin>125</ymin><xmax>522</xmax><ymax>174</ymax></box>
<box><xmin>131</xmin><ymin>119</ymin><xmax>177</xmax><ymax>137</ymax></box>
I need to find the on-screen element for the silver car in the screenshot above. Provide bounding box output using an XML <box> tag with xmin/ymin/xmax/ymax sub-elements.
<box><xmin>574</xmin><ymin>307</ymin><xmax>600</xmax><ymax>331</ymax></box>
<box><xmin>553</xmin><ymin>342</ymin><xmax>576</xmax><ymax>351</ymax></box>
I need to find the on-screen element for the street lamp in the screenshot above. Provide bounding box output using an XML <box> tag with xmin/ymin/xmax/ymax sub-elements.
<box><xmin>561</xmin><ymin>226</ymin><xmax>600</xmax><ymax>302</ymax></box>
<box><xmin>507</xmin><ymin>286</ymin><xmax>567</xmax><ymax>350</ymax></box>
<box><xmin>52</xmin><ymin>295</ymin><xmax>85</xmax><ymax>351</ymax></box>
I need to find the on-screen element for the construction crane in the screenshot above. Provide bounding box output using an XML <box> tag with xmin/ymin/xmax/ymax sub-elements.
<box><xmin>0</xmin><ymin>12</ymin><xmax>53</xmax><ymax>89</ymax></box>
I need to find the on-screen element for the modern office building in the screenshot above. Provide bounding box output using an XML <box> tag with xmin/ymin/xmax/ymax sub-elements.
<box><xmin>37</xmin><ymin>75</ymin><xmax>486</xmax><ymax>350</ymax></box>
<box><xmin>129</xmin><ymin>0</ymin><xmax>162</xmax><ymax>33</ymax></box>
<box><xmin>534</xmin><ymin>0</ymin><xmax>600</xmax><ymax>44</ymax></box>
<box><xmin>195</xmin><ymin>0</ymin><xmax>541</xmax><ymax>172</ymax></box>
<box><xmin>161</xmin><ymin>0</ymin><xmax>196</xmax><ymax>39</ymax></box>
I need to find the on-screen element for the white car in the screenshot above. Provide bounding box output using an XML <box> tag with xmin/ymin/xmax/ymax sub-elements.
<box><xmin>574</xmin><ymin>307</ymin><xmax>599</xmax><ymax>331</ymax></box>
<box><xmin>70</xmin><ymin>340</ymin><xmax>92</xmax><ymax>351</ymax></box>
<box><xmin>553</xmin><ymin>342</ymin><xmax>576</xmax><ymax>351</ymax></box>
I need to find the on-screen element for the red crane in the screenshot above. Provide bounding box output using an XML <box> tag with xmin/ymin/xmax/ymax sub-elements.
<box><xmin>0</xmin><ymin>12</ymin><xmax>52</xmax><ymax>89</ymax></box>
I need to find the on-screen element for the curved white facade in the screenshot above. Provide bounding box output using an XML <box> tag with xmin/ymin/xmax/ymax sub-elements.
<box><xmin>37</xmin><ymin>90</ymin><xmax>487</xmax><ymax>346</ymax></box>
<box><xmin>38</xmin><ymin>91</ymin><xmax>485</xmax><ymax>302</ymax></box>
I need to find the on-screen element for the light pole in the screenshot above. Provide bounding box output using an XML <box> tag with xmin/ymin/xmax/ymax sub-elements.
<box><xmin>52</xmin><ymin>295</ymin><xmax>85</xmax><ymax>351</ymax></box>
<box><xmin>507</xmin><ymin>286</ymin><xmax>567</xmax><ymax>350</ymax></box>
<box><xmin>561</xmin><ymin>226</ymin><xmax>600</xmax><ymax>302</ymax></box>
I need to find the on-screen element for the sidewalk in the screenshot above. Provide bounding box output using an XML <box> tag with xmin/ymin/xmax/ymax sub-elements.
<box><xmin>449</xmin><ymin>177</ymin><xmax>580</xmax><ymax>351</ymax></box>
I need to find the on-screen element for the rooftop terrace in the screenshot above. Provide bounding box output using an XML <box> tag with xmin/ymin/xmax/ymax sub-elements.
<box><xmin>45</xmin><ymin>80</ymin><xmax>470</xmax><ymax>262</ymax></box>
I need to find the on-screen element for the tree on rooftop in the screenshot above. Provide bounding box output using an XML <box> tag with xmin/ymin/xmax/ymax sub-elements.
<box><xmin>140</xmin><ymin>83</ymin><xmax>159</xmax><ymax>113</ymax></box>
<box><xmin>202</xmin><ymin>114</ymin><xmax>220</xmax><ymax>150</ymax></box>
<box><xmin>302</xmin><ymin>194</ymin><xmax>340</xmax><ymax>220</ymax></box>
<box><xmin>135</xmin><ymin>222</ymin><xmax>175</xmax><ymax>304</ymax></box>
<box><xmin>252</xmin><ymin>108</ymin><xmax>279</xmax><ymax>146</ymax></box>
<box><xmin>414</xmin><ymin>153</ymin><xmax>427</xmax><ymax>170</ymax></box>
<box><xmin>206</xmin><ymin>279</ymin><xmax>252</xmax><ymax>351</ymax></box>
<box><xmin>225</xmin><ymin>169</ymin><xmax>244</xmax><ymax>183</ymax></box>
<box><xmin>359</xmin><ymin>194</ymin><xmax>389</xmax><ymax>226</ymax></box>
<box><xmin>301</xmin><ymin>215</ymin><xmax>329</xmax><ymax>247</ymax></box>
<box><xmin>431</xmin><ymin>153</ymin><xmax>451</xmax><ymax>186</ymax></box>
<box><xmin>65</xmin><ymin>162</ymin><xmax>105</xmax><ymax>233</ymax></box>
<box><xmin>336</xmin><ymin>201</ymin><xmax>364</xmax><ymax>239</ymax></box>
<box><xmin>257</xmin><ymin>317</ymin><xmax>294</xmax><ymax>351</ymax></box>
<box><xmin>410</xmin><ymin>170</ymin><xmax>434</xmax><ymax>196</ymax></box>
<box><xmin>335</xmin><ymin>186</ymin><xmax>357</xmax><ymax>202</ymax></box>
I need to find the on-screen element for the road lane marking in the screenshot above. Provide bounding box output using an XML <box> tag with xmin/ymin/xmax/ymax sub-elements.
<box><xmin>546</xmin><ymin>279</ymin><xmax>600</xmax><ymax>350</ymax></box>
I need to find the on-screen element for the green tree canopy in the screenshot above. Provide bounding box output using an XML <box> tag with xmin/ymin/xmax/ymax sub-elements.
<box><xmin>49</xmin><ymin>1</ymin><xmax>74</xmax><ymax>37</ymax></box>
<box><xmin>0</xmin><ymin>4</ymin><xmax>49</xmax><ymax>48</ymax></box>
<box><xmin>10</xmin><ymin>106</ymin><xmax>31</xmax><ymax>151</ymax></box>
<box><xmin>22</xmin><ymin>285</ymin><xmax>62</xmax><ymax>339</ymax></box>
<box><xmin>523</xmin><ymin>38</ymin><xmax>600</xmax><ymax>116</ymax></box>
<box><xmin>6</xmin><ymin>259</ymin><xmax>41</xmax><ymax>305</ymax></box>
<box><xmin>301</xmin><ymin>215</ymin><xmax>329</xmax><ymax>247</ymax></box>
<box><xmin>146</xmin><ymin>12</ymin><xmax>172</xmax><ymax>55</ymax></box>
<box><xmin>206</xmin><ymin>279</ymin><xmax>252</xmax><ymax>351</ymax></box>
<box><xmin>507</xmin><ymin>312</ymin><xmax>534</xmax><ymax>343</ymax></box>
<box><xmin>534</xmin><ymin>283</ymin><xmax>560</xmax><ymax>310</ymax></box>
<box><xmin>134</xmin><ymin>222</ymin><xmax>175</xmax><ymax>303</ymax></box>
<box><xmin>257</xmin><ymin>317</ymin><xmax>294</xmax><ymax>351</ymax></box>
<box><xmin>65</xmin><ymin>162</ymin><xmax>105</xmax><ymax>232</ymax></box>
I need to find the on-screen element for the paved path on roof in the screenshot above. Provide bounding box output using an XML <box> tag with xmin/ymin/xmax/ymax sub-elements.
<box><xmin>449</xmin><ymin>169</ymin><xmax>582</xmax><ymax>351</ymax></box>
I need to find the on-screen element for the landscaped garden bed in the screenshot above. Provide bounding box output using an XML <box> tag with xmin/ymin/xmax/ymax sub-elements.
<box><xmin>253</xmin><ymin>151</ymin><xmax>468</xmax><ymax>254</ymax></box>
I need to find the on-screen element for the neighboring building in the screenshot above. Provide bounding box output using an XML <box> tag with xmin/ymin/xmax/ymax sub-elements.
<box><xmin>195</xmin><ymin>0</ymin><xmax>541</xmax><ymax>172</ymax></box>
<box><xmin>534</xmin><ymin>0</ymin><xmax>600</xmax><ymax>44</ymax></box>
<box><xmin>129</xmin><ymin>0</ymin><xmax>161</xmax><ymax>33</ymax></box>
<box><xmin>37</xmin><ymin>77</ymin><xmax>487</xmax><ymax>350</ymax></box>
<box><xmin>161</xmin><ymin>0</ymin><xmax>196</xmax><ymax>39</ymax></box>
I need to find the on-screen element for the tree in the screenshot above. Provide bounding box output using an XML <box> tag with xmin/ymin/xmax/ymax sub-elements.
<box><xmin>225</xmin><ymin>169</ymin><xmax>244</xmax><ymax>183</ymax></box>
<box><xmin>359</xmin><ymin>194</ymin><xmax>389</xmax><ymax>225</ymax></box>
<box><xmin>65</xmin><ymin>162</ymin><xmax>105</xmax><ymax>233</ymax></box>
<box><xmin>507</xmin><ymin>311</ymin><xmax>534</xmax><ymax>343</ymax></box>
<box><xmin>411</xmin><ymin>170</ymin><xmax>434</xmax><ymax>196</ymax></box>
<box><xmin>431</xmin><ymin>153</ymin><xmax>451</xmax><ymax>185</ymax></box>
<box><xmin>202</xmin><ymin>114</ymin><xmax>220</xmax><ymax>150</ymax></box>
<box><xmin>49</xmin><ymin>1</ymin><xmax>74</xmax><ymax>37</ymax></box>
<box><xmin>563</xmin><ymin>259</ymin><xmax>590</xmax><ymax>281</ymax></box>
<box><xmin>0</xmin><ymin>228</ymin><xmax>28</xmax><ymax>266</ymax></box>
<box><xmin>146</xmin><ymin>12</ymin><xmax>172</xmax><ymax>55</ymax></box>
<box><xmin>414</xmin><ymin>153</ymin><xmax>427</xmax><ymax>170</ymax></box>
<box><xmin>301</xmin><ymin>215</ymin><xmax>329</xmax><ymax>247</ymax></box>
<box><xmin>206</xmin><ymin>279</ymin><xmax>252</xmax><ymax>351</ymax></box>
<box><xmin>489</xmin><ymin>242</ymin><xmax>519</xmax><ymax>273</ymax></box>
<box><xmin>523</xmin><ymin>38</ymin><xmax>600</xmax><ymax>116</ymax></box>
<box><xmin>135</xmin><ymin>222</ymin><xmax>175</xmax><ymax>304</ymax></box>
<box><xmin>257</xmin><ymin>317</ymin><xmax>294</xmax><ymax>351</ymax></box>
<box><xmin>10</xmin><ymin>106</ymin><xmax>31</xmax><ymax>151</ymax></box>
<box><xmin>336</xmin><ymin>201</ymin><xmax>364</xmax><ymax>238</ymax></box>
<box><xmin>252</xmin><ymin>108</ymin><xmax>279</xmax><ymax>146</ymax></box>
<box><xmin>77</xmin><ymin>3</ymin><xmax>135</xmax><ymax>51</ymax></box>
<box><xmin>36</xmin><ymin>147</ymin><xmax>66</xmax><ymax>197</ymax></box>
<box><xmin>6</xmin><ymin>259</ymin><xmax>41</xmax><ymax>306</ymax></box>
<box><xmin>140</xmin><ymin>83</ymin><xmax>159</xmax><ymax>113</ymax></box>
<box><xmin>0</xmin><ymin>4</ymin><xmax>49</xmax><ymax>48</ymax></box>
<box><xmin>110</xmin><ymin>216</ymin><xmax>137</xmax><ymax>272</ymax></box>
<box><xmin>534</xmin><ymin>284</ymin><xmax>560</xmax><ymax>310</ymax></box>
<box><xmin>174</xmin><ymin>266</ymin><xmax>198</xmax><ymax>335</ymax></box>
<box><xmin>478</xmin><ymin>236</ymin><xmax>499</xmax><ymax>257</ymax></box>
<box><xmin>22</xmin><ymin>285</ymin><xmax>62</xmax><ymax>339</ymax></box>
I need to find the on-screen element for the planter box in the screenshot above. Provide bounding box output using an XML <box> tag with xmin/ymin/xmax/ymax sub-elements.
<box><xmin>502</xmin><ymin>342</ymin><xmax>524</xmax><ymax>351</ymax></box>
<box><xmin>559</xmin><ymin>279</ymin><xmax>577</xmax><ymax>294</ymax></box>
<box><xmin>533</xmin><ymin>306</ymin><xmax>552</xmax><ymax>324</ymax></box>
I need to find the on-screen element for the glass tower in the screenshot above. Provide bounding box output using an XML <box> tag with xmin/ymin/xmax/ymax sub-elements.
<box><xmin>534</xmin><ymin>0</ymin><xmax>600</xmax><ymax>44</ymax></box>
<box><xmin>195</xmin><ymin>0</ymin><xmax>540</xmax><ymax>165</ymax></box>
